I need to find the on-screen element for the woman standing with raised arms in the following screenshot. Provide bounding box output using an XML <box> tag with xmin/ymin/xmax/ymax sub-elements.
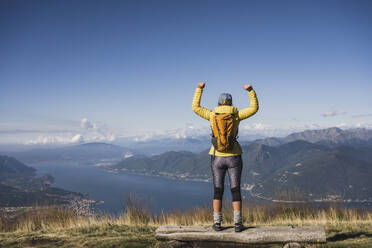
<box><xmin>191</xmin><ymin>82</ymin><xmax>259</xmax><ymax>232</ymax></box>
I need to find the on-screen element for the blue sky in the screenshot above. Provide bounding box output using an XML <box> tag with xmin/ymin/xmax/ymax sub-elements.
<box><xmin>1</xmin><ymin>0</ymin><xmax>371</xmax><ymax>145</ymax></box>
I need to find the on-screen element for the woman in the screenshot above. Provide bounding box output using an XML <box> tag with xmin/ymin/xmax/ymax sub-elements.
<box><xmin>191</xmin><ymin>82</ymin><xmax>259</xmax><ymax>232</ymax></box>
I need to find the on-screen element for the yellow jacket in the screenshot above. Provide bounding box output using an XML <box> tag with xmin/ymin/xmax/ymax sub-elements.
<box><xmin>192</xmin><ymin>87</ymin><xmax>259</xmax><ymax>156</ymax></box>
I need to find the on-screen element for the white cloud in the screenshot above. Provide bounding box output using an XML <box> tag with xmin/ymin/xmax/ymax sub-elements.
<box><xmin>71</xmin><ymin>134</ymin><xmax>84</xmax><ymax>143</ymax></box>
<box><xmin>241</xmin><ymin>122</ymin><xmax>268</xmax><ymax>131</ymax></box>
<box><xmin>25</xmin><ymin>134</ymin><xmax>84</xmax><ymax>145</ymax></box>
<box><xmin>16</xmin><ymin>118</ymin><xmax>372</xmax><ymax>146</ymax></box>
<box><xmin>239</xmin><ymin>122</ymin><xmax>299</xmax><ymax>137</ymax></box>
<box><xmin>133</xmin><ymin>133</ymin><xmax>157</xmax><ymax>142</ymax></box>
<box><xmin>130</xmin><ymin>122</ymin><xmax>326</xmax><ymax>142</ymax></box>
<box><xmin>321</xmin><ymin>107</ymin><xmax>347</xmax><ymax>117</ymax></box>
<box><xmin>351</xmin><ymin>114</ymin><xmax>372</xmax><ymax>118</ymax></box>
<box><xmin>79</xmin><ymin>118</ymin><xmax>116</xmax><ymax>142</ymax></box>
<box><xmin>130</xmin><ymin>122</ymin><xmax>303</xmax><ymax>141</ymax></box>
<box><xmin>81</xmin><ymin>118</ymin><xmax>97</xmax><ymax>130</ymax></box>
<box><xmin>132</xmin><ymin>123</ymin><xmax>210</xmax><ymax>142</ymax></box>
<box><xmin>23</xmin><ymin>118</ymin><xmax>116</xmax><ymax>145</ymax></box>
<box><xmin>336</xmin><ymin>122</ymin><xmax>372</xmax><ymax>129</ymax></box>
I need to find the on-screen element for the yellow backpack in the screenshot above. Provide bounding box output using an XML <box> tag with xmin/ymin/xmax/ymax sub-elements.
<box><xmin>210</xmin><ymin>112</ymin><xmax>238</xmax><ymax>152</ymax></box>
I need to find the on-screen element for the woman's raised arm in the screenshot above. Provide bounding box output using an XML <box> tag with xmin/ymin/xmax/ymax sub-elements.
<box><xmin>191</xmin><ymin>82</ymin><xmax>212</xmax><ymax>121</ymax></box>
<box><xmin>238</xmin><ymin>84</ymin><xmax>259</xmax><ymax>120</ymax></box>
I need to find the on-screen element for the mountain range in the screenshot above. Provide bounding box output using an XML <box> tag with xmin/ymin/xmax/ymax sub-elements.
<box><xmin>242</xmin><ymin>127</ymin><xmax>372</xmax><ymax>148</ymax></box>
<box><xmin>108</xmin><ymin>127</ymin><xmax>372</xmax><ymax>202</ymax></box>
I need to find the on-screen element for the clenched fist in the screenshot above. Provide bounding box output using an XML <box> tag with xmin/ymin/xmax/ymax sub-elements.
<box><xmin>243</xmin><ymin>84</ymin><xmax>253</xmax><ymax>91</ymax></box>
<box><xmin>198</xmin><ymin>82</ymin><xmax>206</xmax><ymax>89</ymax></box>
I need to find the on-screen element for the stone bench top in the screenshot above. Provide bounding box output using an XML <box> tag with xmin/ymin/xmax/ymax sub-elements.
<box><xmin>155</xmin><ymin>225</ymin><xmax>326</xmax><ymax>245</ymax></box>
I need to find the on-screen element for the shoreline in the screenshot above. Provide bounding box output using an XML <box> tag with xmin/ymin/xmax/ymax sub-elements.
<box><xmin>101</xmin><ymin>165</ymin><xmax>372</xmax><ymax>205</ymax></box>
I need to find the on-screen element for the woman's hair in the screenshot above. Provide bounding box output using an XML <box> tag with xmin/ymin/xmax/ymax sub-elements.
<box><xmin>218</xmin><ymin>93</ymin><xmax>232</xmax><ymax>106</ymax></box>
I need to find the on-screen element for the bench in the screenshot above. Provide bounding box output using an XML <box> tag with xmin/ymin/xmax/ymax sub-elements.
<box><xmin>155</xmin><ymin>225</ymin><xmax>326</xmax><ymax>248</ymax></box>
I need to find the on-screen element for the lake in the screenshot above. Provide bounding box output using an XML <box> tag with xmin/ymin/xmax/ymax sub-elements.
<box><xmin>32</xmin><ymin>162</ymin><xmax>256</xmax><ymax>217</ymax></box>
<box><xmin>32</xmin><ymin>162</ymin><xmax>372</xmax><ymax>217</ymax></box>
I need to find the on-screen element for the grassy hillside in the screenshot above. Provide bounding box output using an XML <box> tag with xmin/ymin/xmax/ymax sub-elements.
<box><xmin>1</xmin><ymin>195</ymin><xmax>372</xmax><ymax>248</ymax></box>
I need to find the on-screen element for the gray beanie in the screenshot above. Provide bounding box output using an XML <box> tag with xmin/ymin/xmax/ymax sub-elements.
<box><xmin>218</xmin><ymin>93</ymin><xmax>232</xmax><ymax>106</ymax></box>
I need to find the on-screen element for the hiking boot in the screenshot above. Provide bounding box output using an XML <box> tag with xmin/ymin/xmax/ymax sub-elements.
<box><xmin>212</xmin><ymin>222</ymin><xmax>223</xmax><ymax>231</ymax></box>
<box><xmin>234</xmin><ymin>222</ymin><xmax>244</xmax><ymax>232</ymax></box>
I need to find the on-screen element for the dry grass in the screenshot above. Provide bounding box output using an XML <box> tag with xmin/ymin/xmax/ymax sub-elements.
<box><xmin>1</xmin><ymin>194</ymin><xmax>372</xmax><ymax>247</ymax></box>
<box><xmin>1</xmin><ymin>194</ymin><xmax>372</xmax><ymax>233</ymax></box>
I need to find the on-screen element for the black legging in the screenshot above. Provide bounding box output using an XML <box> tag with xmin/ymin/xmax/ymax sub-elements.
<box><xmin>210</xmin><ymin>155</ymin><xmax>243</xmax><ymax>201</ymax></box>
